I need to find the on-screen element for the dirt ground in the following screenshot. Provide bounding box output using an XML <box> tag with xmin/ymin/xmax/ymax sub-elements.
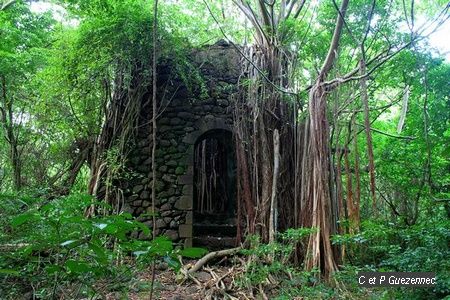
<box><xmin>126</xmin><ymin>264</ymin><xmax>247</xmax><ymax>300</ymax></box>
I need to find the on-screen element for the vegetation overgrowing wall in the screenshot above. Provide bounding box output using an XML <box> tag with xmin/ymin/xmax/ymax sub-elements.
<box><xmin>115</xmin><ymin>42</ymin><xmax>240</xmax><ymax>246</ymax></box>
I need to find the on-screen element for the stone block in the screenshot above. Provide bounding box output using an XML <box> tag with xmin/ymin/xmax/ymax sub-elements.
<box><xmin>128</xmin><ymin>195</ymin><xmax>139</xmax><ymax>202</ymax></box>
<box><xmin>140</xmin><ymin>191</ymin><xmax>149</xmax><ymax>199</ymax></box>
<box><xmin>184</xmin><ymin>237</ymin><xmax>193</xmax><ymax>248</ymax></box>
<box><xmin>150</xmin><ymin>180</ymin><xmax>164</xmax><ymax>192</ymax></box>
<box><xmin>159</xmin><ymin>117</ymin><xmax>170</xmax><ymax>125</ymax></box>
<box><xmin>179</xmin><ymin>175</ymin><xmax>193</xmax><ymax>185</ymax></box>
<box><xmin>143</xmin><ymin>157</ymin><xmax>152</xmax><ymax>165</ymax></box>
<box><xmin>160</xmin><ymin>140</ymin><xmax>171</xmax><ymax>147</ymax></box>
<box><xmin>162</xmin><ymin>174</ymin><xmax>173</xmax><ymax>182</ymax></box>
<box><xmin>137</xmin><ymin>165</ymin><xmax>150</xmax><ymax>172</ymax></box>
<box><xmin>182</xmin><ymin>184</ymin><xmax>193</xmax><ymax>196</ymax></box>
<box><xmin>132</xmin><ymin>200</ymin><xmax>143</xmax><ymax>207</ymax></box>
<box><xmin>166</xmin><ymin>188</ymin><xmax>175</xmax><ymax>197</ymax></box>
<box><xmin>132</xmin><ymin>185</ymin><xmax>144</xmax><ymax>194</ymax></box>
<box><xmin>156</xmin><ymin>219</ymin><xmax>166</xmax><ymax>228</ymax></box>
<box><xmin>166</xmin><ymin>160</ymin><xmax>177</xmax><ymax>166</ymax></box>
<box><xmin>217</xmin><ymin>99</ymin><xmax>229</xmax><ymax>107</ymax></box>
<box><xmin>177</xmin><ymin>111</ymin><xmax>194</xmax><ymax>119</ymax></box>
<box><xmin>182</xmin><ymin>133</ymin><xmax>198</xmax><ymax>145</ymax></box>
<box><xmin>159</xmin><ymin>125</ymin><xmax>171</xmax><ymax>132</ymax></box>
<box><xmin>179</xmin><ymin>224</ymin><xmax>192</xmax><ymax>238</ymax></box>
<box><xmin>165</xmin><ymin>230</ymin><xmax>179</xmax><ymax>241</ymax></box>
<box><xmin>185</xmin><ymin>211</ymin><xmax>193</xmax><ymax>225</ymax></box>
<box><xmin>174</xmin><ymin>196</ymin><xmax>192</xmax><ymax>210</ymax></box>
<box><xmin>170</xmin><ymin>117</ymin><xmax>182</xmax><ymax>125</ymax></box>
<box><xmin>160</xmin><ymin>203</ymin><xmax>171</xmax><ymax>211</ymax></box>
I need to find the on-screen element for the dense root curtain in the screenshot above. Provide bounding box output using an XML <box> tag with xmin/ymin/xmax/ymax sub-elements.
<box><xmin>302</xmin><ymin>81</ymin><xmax>339</xmax><ymax>277</ymax></box>
<box><xmin>87</xmin><ymin>67</ymin><xmax>150</xmax><ymax>215</ymax></box>
<box><xmin>230</xmin><ymin>0</ymin><xmax>348</xmax><ymax>278</ymax></box>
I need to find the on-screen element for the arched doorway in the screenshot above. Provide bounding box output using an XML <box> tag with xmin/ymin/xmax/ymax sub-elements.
<box><xmin>193</xmin><ymin>129</ymin><xmax>236</xmax><ymax>249</ymax></box>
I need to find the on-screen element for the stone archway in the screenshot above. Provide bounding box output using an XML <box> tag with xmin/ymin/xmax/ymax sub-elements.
<box><xmin>192</xmin><ymin>129</ymin><xmax>236</xmax><ymax>249</ymax></box>
<box><xmin>178</xmin><ymin>117</ymin><xmax>235</xmax><ymax>247</ymax></box>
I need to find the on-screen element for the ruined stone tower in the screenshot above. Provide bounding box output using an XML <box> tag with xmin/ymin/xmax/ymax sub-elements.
<box><xmin>123</xmin><ymin>41</ymin><xmax>241</xmax><ymax>248</ymax></box>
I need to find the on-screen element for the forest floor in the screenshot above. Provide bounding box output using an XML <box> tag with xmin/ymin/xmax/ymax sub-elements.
<box><xmin>104</xmin><ymin>260</ymin><xmax>372</xmax><ymax>300</ymax></box>
<box><xmin>105</xmin><ymin>258</ymin><xmax>281</xmax><ymax>300</ymax></box>
<box><xmin>133</xmin><ymin>266</ymin><xmax>237</xmax><ymax>300</ymax></box>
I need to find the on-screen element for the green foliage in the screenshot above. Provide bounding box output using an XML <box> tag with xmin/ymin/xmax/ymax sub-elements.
<box><xmin>0</xmin><ymin>3</ymin><xmax>56</xmax><ymax>191</ymax></box>
<box><xmin>0</xmin><ymin>193</ymin><xmax>174</xmax><ymax>298</ymax></box>
<box><xmin>179</xmin><ymin>247</ymin><xmax>208</xmax><ymax>259</ymax></box>
<box><xmin>0</xmin><ymin>1</ymin><xmax>449</xmax><ymax>298</ymax></box>
<box><xmin>332</xmin><ymin>218</ymin><xmax>450</xmax><ymax>299</ymax></box>
<box><xmin>239</xmin><ymin>228</ymin><xmax>328</xmax><ymax>298</ymax></box>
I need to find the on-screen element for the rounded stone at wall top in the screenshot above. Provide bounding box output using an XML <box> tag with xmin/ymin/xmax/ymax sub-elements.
<box><xmin>132</xmin><ymin>185</ymin><xmax>144</xmax><ymax>194</ymax></box>
<box><xmin>170</xmin><ymin>117</ymin><xmax>183</xmax><ymax>125</ymax></box>
<box><xmin>177</xmin><ymin>111</ymin><xmax>194</xmax><ymax>119</ymax></box>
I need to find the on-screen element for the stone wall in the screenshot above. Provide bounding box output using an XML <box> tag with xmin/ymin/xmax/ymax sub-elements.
<box><xmin>122</xmin><ymin>41</ymin><xmax>240</xmax><ymax>247</ymax></box>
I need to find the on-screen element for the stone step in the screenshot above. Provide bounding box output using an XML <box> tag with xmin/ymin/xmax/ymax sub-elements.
<box><xmin>194</xmin><ymin>213</ymin><xmax>237</xmax><ymax>224</ymax></box>
<box><xmin>193</xmin><ymin>236</ymin><xmax>236</xmax><ymax>250</ymax></box>
<box><xmin>193</xmin><ymin>223</ymin><xmax>237</xmax><ymax>236</ymax></box>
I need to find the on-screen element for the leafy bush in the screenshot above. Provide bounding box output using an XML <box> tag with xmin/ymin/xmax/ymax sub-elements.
<box><xmin>0</xmin><ymin>193</ymin><xmax>175</xmax><ymax>298</ymax></box>
<box><xmin>237</xmin><ymin>228</ymin><xmax>339</xmax><ymax>299</ymax></box>
<box><xmin>332</xmin><ymin>218</ymin><xmax>450</xmax><ymax>299</ymax></box>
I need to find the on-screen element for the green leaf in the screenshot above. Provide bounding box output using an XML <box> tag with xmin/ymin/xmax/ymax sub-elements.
<box><xmin>148</xmin><ymin>236</ymin><xmax>173</xmax><ymax>256</ymax></box>
<box><xmin>104</xmin><ymin>223</ymin><xmax>118</xmax><ymax>234</ymax></box>
<box><xmin>0</xmin><ymin>269</ymin><xmax>20</xmax><ymax>276</ymax></box>
<box><xmin>133</xmin><ymin>250</ymin><xmax>148</xmax><ymax>257</ymax></box>
<box><xmin>164</xmin><ymin>255</ymin><xmax>181</xmax><ymax>271</ymax></box>
<box><xmin>11</xmin><ymin>213</ymin><xmax>37</xmax><ymax>228</ymax></box>
<box><xmin>88</xmin><ymin>241</ymin><xmax>108</xmax><ymax>264</ymax></box>
<box><xmin>94</xmin><ymin>223</ymin><xmax>107</xmax><ymax>230</ymax></box>
<box><xmin>60</xmin><ymin>240</ymin><xmax>77</xmax><ymax>247</ymax></box>
<box><xmin>135</xmin><ymin>221</ymin><xmax>150</xmax><ymax>236</ymax></box>
<box><xmin>179</xmin><ymin>247</ymin><xmax>208</xmax><ymax>258</ymax></box>
<box><xmin>45</xmin><ymin>265</ymin><xmax>62</xmax><ymax>275</ymax></box>
<box><xmin>65</xmin><ymin>260</ymin><xmax>91</xmax><ymax>274</ymax></box>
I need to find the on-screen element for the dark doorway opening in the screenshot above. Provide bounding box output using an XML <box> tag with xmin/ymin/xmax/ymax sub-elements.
<box><xmin>193</xmin><ymin>129</ymin><xmax>236</xmax><ymax>249</ymax></box>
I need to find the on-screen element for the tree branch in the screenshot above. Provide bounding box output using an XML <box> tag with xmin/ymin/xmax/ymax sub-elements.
<box><xmin>320</xmin><ymin>0</ymin><xmax>350</xmax><ymax>76</ymax></box>
<box><xmin>355</xmin><ymin>123</ymin><xmax>415</xmax><ymax>140</ymax></box>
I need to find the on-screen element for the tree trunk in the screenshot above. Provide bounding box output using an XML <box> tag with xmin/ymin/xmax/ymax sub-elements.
<box><xmin>303</xmin><ymin>0</ymin><xmax>349</xmax><ymax>278</ymax></box>
<box><xmin>360</xmin><ymin>58</ymin><xmax>377</xmax><ymax>213</ymax></box>
<box><xmin>0</xmin><ymin>75</ymin><xmax>21</xmax><ymax>190</ymax></box>
<box><xmin>303</xmin><ymin>82</ymin><xmax>338</xmax><ymax>278</ymax></box>
<box><xmin>269</xmin><ymin>129</ymin><xmax>280</xmax><ymax>243</ymax></box>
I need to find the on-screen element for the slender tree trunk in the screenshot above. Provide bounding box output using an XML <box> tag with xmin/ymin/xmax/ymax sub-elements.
<box><xmin>269</xmin><ymin>129</ymin><xmax>280</xmax><ymax>243</ymax></box>
<box><xmin>352</xmin><ymin>117</ymin><xmax>361</xmax><ymax>230</ymax></box>
<box><xmin>258</xmin><ymin>115</ymin><xmax>272</xmax><ymax>241</ymax></box>
<box><xmin>149</xmin><ymin>0</ymin><xmax>158</xmax><ymax>299</ymax></box>
<box><xmin>0</xmin><ymin>75</ymin><xmax>21</xmax><ymax>190</ymax></box>
<box><xmin>422</xmin><ymin>66</ymin><xmax>432</xmax><ymax>187</ymax></box>
<box><xmin>10</xmin><ymin>142</ymin><xmax>21</xmax><ymax>191</ymax></box>
<box><xmin>344</xmin><ymin>124</ymin><xmax>353</xmax><ymax>227</ymax></box>
<box><xmin>236</xmin><ymin>129</ymin><xmax>255</xmax><ymax>234</ymax></box>
<box><xmin>360</xmin><ymin>57</ymin><xmax>377</xmax><ymax>213</ymax></box>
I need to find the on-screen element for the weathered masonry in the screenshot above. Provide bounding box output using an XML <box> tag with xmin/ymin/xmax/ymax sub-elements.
<box><xmin>123</xmin><ymin>41</ymin><xmax>240</xmax><ymax>248</ymax></box>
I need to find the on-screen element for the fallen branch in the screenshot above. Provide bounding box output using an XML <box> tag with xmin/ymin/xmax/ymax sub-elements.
<box><xmin>0</xmin><ymin>243</ymin><xmax>30</xmax><ymax>251</ymax></box>
<box><xmin>184</xmin><ymin>247</ymin><xmax>241</xmax><ymax>275</ymax></box>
